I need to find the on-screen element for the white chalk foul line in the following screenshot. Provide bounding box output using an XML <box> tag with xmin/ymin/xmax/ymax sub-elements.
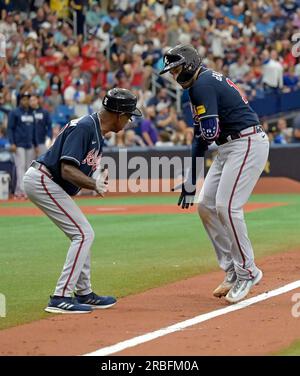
<box><xmin>84</xmin><ymin>280</ymin><xmax>300</xmax><ymax>356</ymax></box>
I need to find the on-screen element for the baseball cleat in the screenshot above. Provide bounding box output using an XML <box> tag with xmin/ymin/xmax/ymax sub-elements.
<box><xmin>74</xmin><ymin>292</ymin><xmax>117</xmax><ymax>309</ymax></box>
<box><xmin>225</xmin><ymin>269</ymin><xmax>263</xmax><ymax>304</ymax></box>
<box><xmin>213</xmin><ymin>269</ymin><xmax>237</xmax><ymax>298</ymax></box>
<box><xmin>44</xmin><ymin>296</ymin><xmax>92</xmax><ymax>314</ymax></box>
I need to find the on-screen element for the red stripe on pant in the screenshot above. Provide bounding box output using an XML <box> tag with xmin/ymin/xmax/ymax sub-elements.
<box><xmin>41</xmin><ymin>175</ymin><xmax>85</xmax><ymax>296</ymax></box>
<box><xmin>228</xmin><ymin>137</ymin><xmax>253</xmax><ymax>279</ymax></box>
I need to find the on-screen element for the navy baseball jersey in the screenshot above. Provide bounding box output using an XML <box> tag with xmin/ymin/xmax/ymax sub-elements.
<box><xmin>38</xmin><ymin>113</ymin><xmax>103</xmax><ymax>196</ymax></box>
<box><xmin>189</xmin><ymin>68</ymin><xmax>259</xmax><ymax>138</ymax></box>
<box><xmin>33</xmin><ymin>107</ymin><xmax>52</xmax><ymax>144</ymax></box>
<box><xmin>7</xmin><ymin>107</ymin><xmax>35</xmax><ymax>148</ymax></box>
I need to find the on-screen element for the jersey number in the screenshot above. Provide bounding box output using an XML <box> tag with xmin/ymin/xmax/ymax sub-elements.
<box><xmin>226</xmin><ymin>78</ymin><xmax>248</xmax><ymax>104</ymax></box>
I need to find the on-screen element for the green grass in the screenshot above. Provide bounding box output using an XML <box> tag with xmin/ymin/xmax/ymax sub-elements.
<box><xmin>276</xmin><ymin>340</ymin><xmax>300</xmax><ymax>355</ymax></box>
<box><xmin>0</xmin><ymin>193</ymin><xmax>300</xmax><ymax>330</ymax></box>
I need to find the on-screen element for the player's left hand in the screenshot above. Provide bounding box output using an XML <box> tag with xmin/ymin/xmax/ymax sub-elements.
<box><xmin>95</xmin><ymin>168</ymin><xmax>108</xmax><ymax>197</ymax></box>
<box><xmin>172</xmin><ymin>181</ymin><xmax>196</xmax><ymax>209</ymax></box>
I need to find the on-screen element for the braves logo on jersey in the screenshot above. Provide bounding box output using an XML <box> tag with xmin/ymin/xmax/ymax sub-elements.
<box><xmin>82</xmin><ymin>148</ymin><xmax>101</xmax><ymax>171</ymax></box>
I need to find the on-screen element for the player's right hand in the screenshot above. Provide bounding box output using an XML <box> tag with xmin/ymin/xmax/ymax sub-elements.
<box><xmin>95</xmin><ymin>168</ymin><xmax>108</xmax><ymax>197</ymax></box>
<box><xmin>172</xmin><ymin>181</ymin><xmax>196</xmax><ymax>209</ymax></box>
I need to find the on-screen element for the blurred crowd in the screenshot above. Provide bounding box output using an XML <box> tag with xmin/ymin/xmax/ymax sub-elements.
<box><xmin>1</xmin><ymin>0</ymin><xmax>300</xmax><ymax>156</ymax></box>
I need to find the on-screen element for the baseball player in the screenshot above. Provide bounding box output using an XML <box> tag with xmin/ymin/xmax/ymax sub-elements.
<box><xmin>160</xmin><ymin>45</ymin><xmax>269</xmax><ymax>303</ymax></box>
<box><xmin>30</xmin><ymin>94</ymin><xmax>53</xmax><ymax>156</ymax></box>
<box><xmin>23</xmin><ymin>88</ymin><xmax>142</xmax><ymax>314</ymax></box>
<box><xmin>7</xmin><ymin>92</ymin><xmax>35</xmax><ymax>198</ymax></box>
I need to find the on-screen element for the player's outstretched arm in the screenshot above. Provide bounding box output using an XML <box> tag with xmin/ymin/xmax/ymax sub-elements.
<box><xmin>61</xmin><ymin>161</ymin><xmax>108</xmax><ymax>197</ymax></box>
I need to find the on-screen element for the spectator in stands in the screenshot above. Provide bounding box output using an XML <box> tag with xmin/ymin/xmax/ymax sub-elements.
<box><xmin>0</xmin><ymin>11</ymin><xmax>17</xmax><ymax>39</ymax></box>
<box><xmin>49</xmin><ymin>0</ymin><xmax>69</xmax><ymax>19</ymax></box>
<box><xmin>262</xmin><ymin>49</ymin><xmax>283</xmax><ymax>93</ymax></box>
<box><xmin>272</xmin><ymin>118</ymin><xmax>292</xmax><ymax>144</ymax></box>
<box><xmin>18</xmin><ymin>52</ymin><xmax>36</xmax><ymax>81</ymax></box>
<box><xmin>92</xmin><ymin>22</ymin><xmax>111</xmax><ymax>54</ymax></box>
<box><xmin>256</xmin><ymin>13</ymin><xmax>275</xmax><ymax>36</ymax></box>
<box><xmin>262</xmin><ymin>120</ymin><xmax>273</xmax><ymax>142</ymax></box>
<box><xmin>242</xmin><ymin>11</ymin><xmax>256</xmax><ymax>37</ymax></box>
<box><xmin>283</xmin><ymin>66</ymin><xmax>300</xmax><ymax>92</ymax></box>
<box><xmin>229</xmin><ymin>55</ymin><xmax>250</xmax><ymax>82</ymax></box>
<box><xmin>156</xmin><ymin>103</ymin><xmax>178</xmax><ymax>133</ymax></box>
<box><xmin>0</xmin><ymin>125</ymin><xmax>13</xmax><ymax>162</ymax></box>
<box><xmin>7</xmin><ymin>91</ymin><xmax>35</xmax><ymax>198</ymax></box>
<box><xmin>281</xmin><ymin>40</ymin><xmax>296</xmax><ymax>68</ymax></box>
<box><xmin>147</xmin><ymin>87</ymin><xmax>171</xmax><ymax>108</ymax></box>
<box><xmin>30</xmin><ymin>94</ymin><xmax>52</xmax><ymax>156</ymax></box>
<box><xmin>32</xmin><ymin>65</ymin><xmax>48</xmax><ymax>95</ymax></box>
<box><xmin>291</xmin><ymin>114</ymin><xmax>300</xmax><ymax>143</ymax></box>
<box><xmin>32</xmin><ymin>8</ymin><xmax>46</xmax><ymax>32</ymax></box>
<box><xmin>226</xmin><ymin>4</ymin><xmax>244</xmax><ymax>29</ymax></box>
<box><xmin>210</xmin><ymin>17</ymin><xmax>233</xmax><ymax>58</ymax></box>
<box><xmin>141</xmin><ymin>39</ymin><xmax>163</xmax><ymax>89</ymax></box>
<box><xmin>293</xmin><ymin>8</ymin><xmax>300</xmax><ymax>28</ymax></box>
<box><xmin>182</xmin><ymin>127</ymin><xmax>194</xmax><ymax>146</ymax></box>
<box><xmin>85</xmin><ymin>1</ymin><xmax>105</xmax><ymax>30</ymax></box>
<box><xmin>124</xmin><ymin>129</ymin><xmax>145</xmax><ymax>147</ymax></box>
<box><xmin>64</xmin><ymin>78</ymin><xmax>86</xmax><ymax>106</ymax></box>
<box><xmin>47</xmin><ymin>74</ymin><xmax>63</xmax><ymax>96</ymax></box>
<box><xmin>281</xmin><ymin>0</ymin><xmax>298</xmax><ymax>16</ymax></box>
<box><xmin>155</xmin><ymin>128</ymin><xmax>175</xmax><ymax>147</ymax></box>
<box><xmin>70</xmin><ymin>0</ymin><xmax>88</xmax><ymax>36</ymax></box>
<box><xmin>110</xmin><ymin>33</ymin><xmax>127</xmax><ymax>72</ymax></box>
<box><xmin>92</xmin><ymin>86</ymin><xmax>109</xmax><ymax>111</ymax></box>
<box><xmin>140</xmin><ymin>106</ymin><xmax>159</xmax><ymax>147</ymax></box>
<box><xmin>44</xmin><ymin>84</ymin><xmax>63</xmax><ymax>109</ymax></box>
<box><xmin>0</xmin><ymin>90</ymin><xmax>9</xmax><ymax>127</ymax></box>
<box><xmin>272</xmin><ymin>2</ymin><xmax>287</xmax><ymax>28</ymax></box>
<box><xmin>176</xmin><ymin>113</ymin><xmax>188</xmax><ymax>135</ymax></box>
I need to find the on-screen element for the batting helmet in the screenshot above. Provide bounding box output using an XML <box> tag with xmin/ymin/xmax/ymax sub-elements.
<box><xmin>102</xmin><ymin>88</ymin><xmax>142</xmax><ymax>117</ymax></box>
<box><xmin>159</xmin><ymin>44</ymin><xmax>202</xmax><ymax>86</ymax></box>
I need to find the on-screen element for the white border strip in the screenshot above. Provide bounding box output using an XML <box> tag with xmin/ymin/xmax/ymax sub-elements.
<box><xmin>84</xmin><ymin>280</ymin><xmax>300</xmax><ymax>356</ymax></box>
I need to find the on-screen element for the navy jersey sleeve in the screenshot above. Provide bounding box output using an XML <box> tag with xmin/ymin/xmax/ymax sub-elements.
<box><xmin>60</xmin><ymin>125</ymin><xmax>91</xmax><ymax>166</ymax></box>
<box><xmin>189</xmin><ymin>84</ymin><xmax>218</xmax><ymax>120</ymax></box>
